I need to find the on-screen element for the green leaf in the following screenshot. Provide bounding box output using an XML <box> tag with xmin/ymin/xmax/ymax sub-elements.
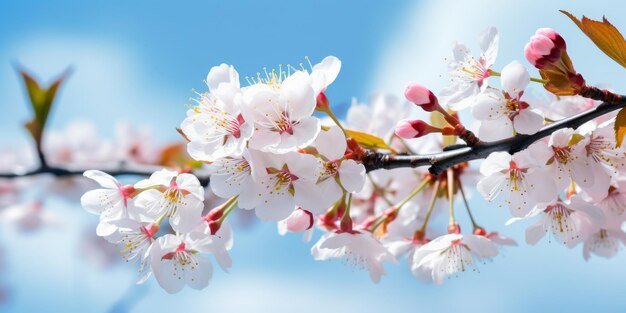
<box><xmin>614</xmin><ymin>107</ymin><xmax>626</xmax><ymax>147</ymax></box>
<box><xmin>345</xmin><ymin>129</ymin><xmax>398</xmax><ymax>153</ymax></box>
<box><xmin>562</xmin><ymin>10</ymin><xmax>626</xmax><ymax>69</ymax></box>
<box><xmin>19</xmin><ymin>68</ymin><xmax>69</xmax><ymax>146</ymax></box>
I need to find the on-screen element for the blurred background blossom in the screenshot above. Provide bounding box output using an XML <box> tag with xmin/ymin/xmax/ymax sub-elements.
<box><xmin>1</xmin><ymin>0</ymin><xmax>626</xmax><ymax>312</ymax></box>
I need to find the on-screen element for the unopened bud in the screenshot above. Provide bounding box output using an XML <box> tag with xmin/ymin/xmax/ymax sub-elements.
<box><xmin>525</xmin><ymin>28</ymin><xmax>586</xmax><ymax>96</ymax></box>
<box><xmin>315</xmin><ymin>91</ymin><xmax>329</xmax><ymax>111</ymax></box>
<box><xmin>395</xmin><ymin>119</ymin><xmax>433</xmax><ymax>139</ymax></box>
<box><xmin>524</xmin><ymin>29</ymin><xmax>564</xmax><ymax>68</ymax></box>
<box><xmin>404</xmin><ymin>83</ymin><xmax>439</xmax><ymax>112</ymax></box>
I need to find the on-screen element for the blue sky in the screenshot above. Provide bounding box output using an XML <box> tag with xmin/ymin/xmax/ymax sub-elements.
<box><xmin>2</xmin><ymin>1</ymin><xmax>626</xmax><ymax>312</ymax></box>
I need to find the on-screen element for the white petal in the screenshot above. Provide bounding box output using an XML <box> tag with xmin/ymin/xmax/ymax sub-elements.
<box><xmin>311</xmin><ymin>56</ymin><xmax>341</xmax><ymax>94</ymax></box>
<box><xmin>207</xmin><ymin>64</ymin><xmax>239</xmax><ymax>91</ymax></box>
<box><xmin>135</xmin><ymin>169</ymin><xmax>177</xmax><ymax>189</ymax></box>
<box><xmin>525</xmin><ymin>169</ymin><xmax>557</xmax><ymax>203</ymax></box>
<box><xmin>527</xmin><ymin>141</ymin><xmax>552</xmax><ymax>165</ymax></box>
<box><xmin>248</xmin><ymin>128</ymin><xmax>282</xmax><ymax>151</ymax></box>
<box><xmin>290</xmin><ymin>116</ymin><xmax>321</xmax><ymax>149</ymax></box>
<box><xmin>478</xmin><ymin>118</ymin><xmax>514</xmax><ymax>142</ymax></box>
<box><xmin>81</xmin><ymin>189</ymin><xmax>113</xmax><ymax>215</ymax></box>
<box><xmin>463</xmin><ymin>235</ymin><xmax>498</xmax><ymax>257</ymax></box>
<box><xmin>339</xmin><ymin>160</ymin><xmax>366</xmax><ymax>193</ymax></box>
<box><xmin>472</xmin><ymin>88</ymin><xmax>504</xmax><ymax>120</ymax></box>
<box><xmin>185</xmin><ymin>255</ymin><xmax>213</xmax><ymax>290</ymax></box>
<box><xmin>525</xmin><ymin>218</ymin><xmax>546</xmax><ymax>245</ymax></box>
<box><xmin>479</xmin><ymin>27</ymin><xmax>499</xmax><ymax>66</ymax></box>
<box><xmin>513</xmin><ymin>108</ymin><xmax>544</xmax><ymax>135</ymax></box>
<box><xmin>315</xmin><ymin>125</ymin><xmax>346</xmax><ymax>160</ymax></box>
<box><xmin>83</xmin><ymin>170</ymin><xmax>120</xmax><ymax>189</ymax></box>
<box><xmin>96</xmin><ymin>220</ymin><xmax>118</xmax><ymax>237</ymax></box>
<box><xmin>476</xmin><ymin>172</ymin><xmax>506</xmax><ymax>201</ymax></box>
<box><xmin>293</xmin><ymin>180</ymin><xmax>325</xmax><ymax>214</ymax></box>
<box><xmin>501</xmin><ymin>61</ymin><xmax>529</xmax><ymax>97</ymax></box>
<box><xmin>255</xmin><ymin>194</ymin><xmax>295</xmax><ymax>221</ymax></box>
<box><xmin>568</xmin><ymin>158</ymin><xmax>595</xmax><ymax>188</ymax></box>
<box><xmin>279</xmin><ymin>71</ymin><xmax>316</xmax><ymax>119</ymax></box>
<box><xmin>176</xmin><ymin>173</ymin><xmax>204</xmax><ymax>200</ymax></box>
<box><xmin>480</xmin><ymin>152</ymin><xmax>511</xmax><ymax>175</ymax></box>
<box><xmin>170</xmin><ymin>201</ymin><xmax>204</xmax><ymax>233</ymax></box>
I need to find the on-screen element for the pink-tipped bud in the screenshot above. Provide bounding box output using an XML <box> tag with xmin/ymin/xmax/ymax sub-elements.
<box><xmin>285</xmin><ymin>208</ymin><xmax>314</xmax><ymax>233</ymax></box>
<box><xmin>315</xmin><ymin>91</ymin><xmax>329</xmax><ymax>110</ymax></box>
<box><xmin>524</xmin><ymin>28</ymin><xmax>565</xmax><ymax>68</ymax></box>
<box><xmin>404</xmin><ymin>83</ymin><xmax>439</xmax><ymax>112</ymax></box>
<box><xmin>536</xmin><ymin>28</ymin><xmax>566</xmax><ymax>50</ymax></box>
<box><xmin>394</xmin><ymin>119</ymin><xmax>432</xmax><ymax>139</ymax></box>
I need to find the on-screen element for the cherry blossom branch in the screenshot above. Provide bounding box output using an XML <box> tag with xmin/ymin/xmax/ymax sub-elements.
<box><xmin>1</xmin><ymin>86</ymin><xmax>623</xmax><ymax>183</ymax></box>
<box><xmin>362</xmin><ymin>86</ymin><xmax>626</xmax><ymax>175</ymax></box>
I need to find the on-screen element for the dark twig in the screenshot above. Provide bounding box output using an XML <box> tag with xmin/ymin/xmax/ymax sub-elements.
<box><xmin>363</xmin><ymin>89</ymin><xmax>626</xmax><ymax>175</ymax></box>
<box><xmin>0</xmin><ymin>163</ymin><xmax>211</xmax><ymax>186</ymax></box>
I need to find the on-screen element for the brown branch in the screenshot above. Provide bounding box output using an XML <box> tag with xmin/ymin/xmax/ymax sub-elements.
<box><xmin>363</xmin><ymin>87</ymin><xmax>626</xmax><ymax>175</ymax></box>
<box><xmin>0</xmin><ymin>163</ymin><xmax>211</xmax><ymax>186</ymax></box>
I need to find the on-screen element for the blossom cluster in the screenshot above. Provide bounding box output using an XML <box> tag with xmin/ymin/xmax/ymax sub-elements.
<box><xmin>78</xmin><ymin>25</ymin><xmax>626</xmax><ymax>293</ymax></box>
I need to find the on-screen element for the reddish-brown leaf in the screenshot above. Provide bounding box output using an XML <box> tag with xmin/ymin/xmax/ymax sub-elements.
<box><xmin>562</xmin><ymin>10</ymin><xmax>626</xmax><ymax>69</ymax></box>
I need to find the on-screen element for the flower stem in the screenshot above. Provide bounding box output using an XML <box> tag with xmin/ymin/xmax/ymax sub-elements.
<box><xmin>418</xmin><ymin>179</ymin><xmax>440</xmax><ymax>233</ymax></box>
<box><xmin>369</xmin><ymin>176</ymin><xmax>431</xmax><ymax>232</ymax></box>
<box><xmin>367</xmin><ymin>172</ymin><xmax>394</xmax><ymax>206</ymax></box>
<box><xmin>394</xmin><ymin>177</ymin><xmax>431</xmax><ymax>211</ymax></box>
<box><xmin>340</xmin><ymin>193</ymin><xmax>353</xmax><ymax>231</ymax></box>
<box><xmin>446</xmin><ymin>168</ymin><xmax>456</xmax><ymax>226</ymax></box>
<box><xmin>322</xmin><ymin>107</ymin><xmax>347</xmax><ymax>137</ymax></box>
<box><xmin>457</xmin><ymin>179</ymin><xmax>478</xmax><ymax>228</ymax></box>
<box><xmin>216</xmin><ymin>198</ymin><xmax>238</xmax><ymax>224</ymax></box>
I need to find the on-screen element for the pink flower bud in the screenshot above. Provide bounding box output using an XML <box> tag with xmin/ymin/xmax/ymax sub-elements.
<box><xmin>404</xmin><ymin>83</ymin><xmax>439</xmax><ymax>112</ymax></box>
<box><xmin>524</xmin><ymin>28</ymin><xmax>565</xmax><ymax>68</ymax></box>
<box><xmin>285</xmin><ymin>208</ymin><xmax>314</xmax><ymax>233</ymax></box>
<box><xmin>316</xmin><ymin>91</ymin><xmax>329</xmax><ymax>110</ymax></box>
<box><xmin>394</xmin><ymin>119</ymin><xmax>431</xmax><ymax>139</ymax></box>
<box><xmin>536</xmin><ymin>28</ymin><xmax>566</xmax><ymax>50</ymax></box>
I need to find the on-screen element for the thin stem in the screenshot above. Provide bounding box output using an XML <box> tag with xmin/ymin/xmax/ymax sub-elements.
<box><xmin>366</xmin><ymin>172</ymin><xmax>394</xmax><ymax>206</ymax></box>
<box><xmin>323</xmin><ymin>107</ymin><xmax>347</xmax><ymax>137</ymax></box>
<box><xmin>217</xmin><ymin>198</ymin><xmax>238</xmax><ymax>224</ymax></box>
<box><xmin>446</xmin><ymin>169</ymin><xmax>456</xmax><ymax>226</ymax></box>
<box><xmin>457</xmin><ymin>179</ymin><xmax>478</xmax><ymax>228</ymax></box>
<box><xmin>369</xmin><ymin>176</ymin><xmax>431</xmax><ymax>232</ymax></box>
<box><xmin>395</xmin><ymin>177</ymin><xmax>431</xmax><ymax>211</ymax></box>
<box><xmin>340</xmin><ymin>193</ymin><xmax>353</xmax><ymax>231</ymax></box>
<box><xmin>418</xmin><ymin>180</ymin><xmax>440</xmax><ymax>233</ymax></box>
